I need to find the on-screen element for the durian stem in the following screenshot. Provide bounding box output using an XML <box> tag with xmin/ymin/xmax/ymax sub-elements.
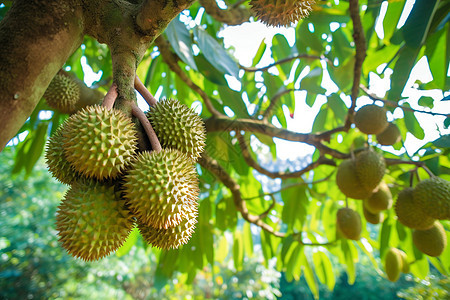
<box><xmin>102</xmin><ymin>83</ymin><xmax>118</xmax><ymax>110</ymax></box>
<box><xmin>135</xmin><ymin>75</ymin><xmax>157</xmax><ymax>107</ymax></box>
<box><xmin>420</xmin><ymin>165</ymin><xmax>435</xmax><ymax>178</ymax></box>
<box><xmin>131</xmin><ymin>103</ymin><xmax>162</xmax><ymax>152</ymax></box>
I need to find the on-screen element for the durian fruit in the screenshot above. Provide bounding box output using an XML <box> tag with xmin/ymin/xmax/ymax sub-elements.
<box><xmin>45</xmin><ymin>122</ymin><xmax>81</xmax><ymax>184</ymax></box>
<box><xmin>355</xmin><ymin>149</ymin><xmax>386</xmax><ymax>192</ymax></box>
<box><xmin>123</xmin><ymin>149</ymin><xmax>199</xmax><ymax>229</ymax></box>
<box><xmin>249</xmin><ymin>0</ymin><xmax>316</xmax><ymax>27</ymax></box>
<box><xmin>138</xmin><ymin>210</ymin><xmax>198</xmax><ymax>250</ymax></box>
<box><xmin>354</xmin><ymin>104</ymin><xmax>388</xmax><ymax>135</ymax></box>
<box><xmin>63</xmin><ymin>105</ymin><xmax>138</xmax><ymax>180</ymax></box>
<box><xmin>412</xmin><ymin>221</ymin><xmax>447</xmax><ymax>257</ymax></box>
<box><xmin>399</xmin><ymin>250</ymin><xmax>409</xmax><ymax>273</ymax></box>
<box><xmin>147</xmin><ymin>99</ymin><xmax>206</xmax><ymax>161</ymax></box>
<box><xmin>363</xmin><ymin>206</ymin><xmax>383</xmax><ymax>225</ymax></box>
<box><xmin>336</xmin><ymin>207</ymin><xmax>361</xmax><ymax>240</ymax></box>
<box><xmin>376</xmin><ymin>123</ymin><xmax>401</xmax><ymax>146</ymax></box>
<box><xmin>364</xmin><ymin>182</ymin><xmax>392</xmax><ymax>214</ymax></box>
<box><xmin>336</xmin><ymin>159</ymin><xmax>373</xmax><ymax>200</ymax></box>
<box><xmin>384</xmin><ymin>247</ymin><xmax>403</xmax><ymax>282</ymax></box>
<box><xmin>413</xmin><ymin>177</ymin><xmax>450</xmax><ymax>220</ymax></box>
<box><xmin>56</xmin><ymin>180</ymin><xmax>134</xmax><ymax>261</ymax></box>
<box><xmin>395</xmin><ymin>188</ymin><xmax>435</xmax><ymax>230</ymax></box>
<box><xmin>44</xmin><ymin>74</ymin><xmax>80</xmax><ymax>114</ymax></box>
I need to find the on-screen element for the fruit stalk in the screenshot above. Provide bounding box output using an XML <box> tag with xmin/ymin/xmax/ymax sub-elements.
<box><xmin>134</xmin><ymin>75</ymin><xmax>157</xmax><ymax>107</ymax></box>
<box><xmin>131</xmin><ymin>103</ymin><xmax>162</xmax><ymax>152</ymax></box>
<box><xmin>101</xmin><ymin>83</ymin><xmax>118</xmax><ymax>110</ymax></box>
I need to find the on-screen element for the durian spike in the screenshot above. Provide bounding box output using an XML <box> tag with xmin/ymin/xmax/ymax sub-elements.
<box><xmin>131</xmin><ymin>102</ymin><xmax>162</xmax><ymax>152</ymax></box>
<box><xmin>135</xmin><ymin>75</ymin><xmax>157</xmax><ymax>107</ymax></box>
<box><xmin>101</xmin><ymin>83</ymin><xmax>118</xmax><ymax>110</ymax></box>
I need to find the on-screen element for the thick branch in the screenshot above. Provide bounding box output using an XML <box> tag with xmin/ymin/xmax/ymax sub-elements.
<box><xmin>345</xmin><ymin>0</ymin><xmax>366</xmax><ymax>128</ymax></box>
<box><xmin>199</xmin><ymin>0</ymin><xmax>251</xmax><ymax>26</ymax></box>
<box><xmin>237</xmin><ymin>132</ymin><xmax>336</xmax><ymax>179</ymax></box>
<box><xmin>0</xmin><ymin>0</ymin><xmax>84</xmax><ymax>150</ymax></box>
<box><xmin>155</xmin><ymin>36</ymin><xmax>225</xmax><ymax>118</ymax></box>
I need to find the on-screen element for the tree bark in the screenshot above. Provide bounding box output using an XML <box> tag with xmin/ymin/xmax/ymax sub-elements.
<box><xmin>0</xmin><ymin>0</ymin><xmax>84</xmax><ymax>149</ymax></box>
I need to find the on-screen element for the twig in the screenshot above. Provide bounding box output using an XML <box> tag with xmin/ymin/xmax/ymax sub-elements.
<box><xmin>101</xmin><ymin>83</ymin><xmax>118</xmax><ymax>110</ymax></box>
<box><xmin>135</xmin><ymin>75</ymin><xmax>157</xmax><ymax>107</ymax></box>
<box><xmin>346</xmin><ymin>0</ymin><xmax>367</xmax><ymax>128</ymax></box>
<box><xmin>241</xmin><ymin>54</ymin><xmax>329</xmax><ymax>73</ymax></box>
<box><xmin>154</xmin><ymin>36</ymin><xmax>225</xmax><ymax>118</ymax></box>
<box><xmin>360</xmin><ymin>84</ymin><xmax>450</xmax><ymax>117</ymax></box>
<box><xmin>131</xmin><ymin>103</ymin><xmax>162</xmax><ymax>152</ymax></box>
<box><xmin>256</xmin><ymin>194</ymin><xmax>276</xmax><ymax>220</ymax></box>
<box><xmin>237</xmin><ymin>132</ymin><xmax>336</xmax><ymax>179</ymax></box>
<box><xmin>262</xmin><ymin>88</ymin><xmax>294</xmax><ymax>121</ymax></box>
<box><xmin>199</xmin><ymin>0</ymin><xmax>251</xmax><ymax>26</ymax></box>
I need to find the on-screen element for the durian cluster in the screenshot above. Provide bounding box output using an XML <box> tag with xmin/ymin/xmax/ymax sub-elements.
<box><xmin>354</xmin><ymin>104</ymin><xmax>401</xmax><ymax>146</ymax></box>
<box><xmin>249</xmin><ymin>0</ymin><xmax>316</xmax><ymax>27</ymax></box>
<box><xmin>45</xmin><ymin>99</ymin><xmax>206</xmax><ymax>261</ymax></box>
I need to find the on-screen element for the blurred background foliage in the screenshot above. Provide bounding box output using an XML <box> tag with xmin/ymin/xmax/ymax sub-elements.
<box><xmin>1</xmin><ymin>0</ymin><xmax>449</xmax><ymax>299</ymax></box>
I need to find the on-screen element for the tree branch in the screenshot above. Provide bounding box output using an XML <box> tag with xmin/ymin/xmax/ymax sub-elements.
<box><xmin>131</xmin><ymin>103</ymin><xmax>162</xmax><ymax>152</ymax></box>
<box><xmin>101</xmin><ymin>83</ymin><xmax>118</xmax><ymax>110</ymax></box>
<box><xmin>237</xmin><ymin>132</ymin><xmax>336</xmax><ymax>179</ymax></box>
<box><xmin>360</xmin><ymin>84</ymin><xmax>450</xmax><ymax>117</ymax></box>
<box><xmin>135</xmin><ymin>75</ymin><xmax>157</xmax><ymax>107</ymax></box>
<box><xmin>154</xmin><ymin>36</ymin><xmax>225</xmax><ymax>118</ymax></box>
<box><xmin>199</xmin><ymin>0</ymin><xmax>251</xmax><ymax>26</ymax></box>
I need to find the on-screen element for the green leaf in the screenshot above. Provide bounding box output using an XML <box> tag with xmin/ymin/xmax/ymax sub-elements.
<box><xmin>25</xmin><ymin>122</ymin><xmax>49</xmax><ymax>175</ymax></box>
<box><xmin>402</xmin><ymin>103</ymin><xmax>425</xmax><ymax>140</ymax></box>
<box><xmin>425</xmin><ymin>25</ymin><xmax>448</xmax><ymax>90</ymax></box>
<box><xmin>327</xmin><ymin>93</ymin><xmax>348</xmax><ymax>124</ymax></box>
<box><xmin>379</xmin><ymin>217</ymin><xmax>393</xmax><ymax>259</ymax></box>
<box><xmin>387</xmin><ymin>46</ymin><xmax>420</xmax><ymax>100</ymax></box>
<box><xmin>165</xmin><ymin>18</ymin><xmax>198</xmax><ymax>71</ymax></box>
<box><xmin>215</xmin><ymin>235</ymin><xmax>228</xmax><ymax>263</ymax></box>
<box><xmin>217</xmin><ymin>85</ymin><xmax>249</xmax><ymax>118</ymax></box>
<box><xmin>383</xmin><ymin>1</ymin><xmax>405</xmax><ymax>42</ymax></box>
<box><xmin>312</xmin><ymin>250</ymin><xmax>335</xmax><ymax>291</ymax></box>
<box><xmin>194</xmin><ymin>54</ymin><xmax>227</xmax><ymax>85</ymax></box>
<box><xmin>243</xmin><ymin>222</ymin><xmax>254</xmax><ymax>257</ymax></box>
<box><xmin>252</xmin><ymin>39</ymin><xmax>267</xmax><ymax>67</ymax></box>
<box><xmin>301</xmin><ymin>253</ymin><xmax>319</xmax><ymax>300</ymax></box>
<box><xmin>233</xmin><ymin>231</ymin><xmax>244</xmax><ymax>271</ymax></box>
<box><xmin>194</xmin><ymin>27</ymin><xmax>239</xmax><ymax>78</ymax></box>
<box><xmin>311</xmin><ymin>105</ymin><xmax>328</xmax><ymax>133</ymax></box>
<box><xmin>272</xmin><ymin>34</ymin><xmax>293</xmax><ymax>77</ymax></box>
<box><xmin>286</xmin><ymin>243</ymin><xmax>303</xmax><ymax>281</ymax></box>
<box><xmin>432</xmin><ymin>134</ymin><xmax>450</xmax><ymax>148</ymax></box>
<box><xmin>341</xmin><ymin>240</ymin><xmax>356</xmax><ymax>285</ymax></box>
<box><xmin>417</xmin><ymin>96</ymin><xmax>434</xmax><ymax>109</ymax></box>
<box><xmin>116</xmin><ymin>227</ymin><xmax>139</xmax><ymax>257</ymax></box>
<box><xmin>281</xmin><ymin>178</ymin><xmax>309</xmax><ymax>232</ymax></box>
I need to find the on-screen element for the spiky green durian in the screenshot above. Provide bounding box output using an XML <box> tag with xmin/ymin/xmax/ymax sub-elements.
<box><xmin>63</xmin><ymin>105</ymin><xmax>138</xmax><ymax>180</ymax></box>
<box><xmin>364</xmin><ymin>182</ymin><xmax>392</xmax><ymax>214</ymax></box>
<box><xmin>336</xmin><ymin>207</ymin><xmax>361</xmax><ymax>240</ymax></box>
<box><xmin>354</xmin><ymin>104</ymin><xmax>388</xmax><ymax>135</ymax></box>
<box><xmin>147</xmin><ymin>99</ymin><xmax>206</xmax><ymax>161</ymax></box>
<box><xmin>384</xmin><ymin>247</ymin><xmax>403</xmax><ymax>282</ymax></box>
<box><xmin>395</xmin><ymin>187</ymin><xmax>435</xmax><ymax>230</ymax></box>
<box><xmin>355</xmin><ymin>149</ymin><xmax>386</xmax><ymax>192</ymax></box>
<box><xmin>44</xmin><ymin>74</ymin><xmax>80</xmax><ymax>114</ymax></box>
<box><xmin>138</xmin><ymin>211</ymin><xmax>197</xmax><ymax>250</ymax></box>
<box><xmin>45</xmin><ymin>122</ymin><xmax>82</xmax><ymax>184</ymax></box>
<box><xmin>56</xmin><ymin>180</ymin><xmax>134</xmax><ymax>261</ymax></box>
<box><xmin>249</xmin><ymin>0</ymin><xmax>316</xmax><ymax>27</ymax></box>
<box><xmin>413</xmin><ymin>177</ymin><xmax>450</xmax><ymax>220</ymax></box>
<box><xmin>376</xmin><ymin>123</ymin><xmax>401</xmax><ymax>146</ymax></box>
<box><xmin>336</xmin><ymin>159</ymin><xmax>373</xmax><ymax>200</ymax></box>
<box><xmin>413</xmin><ymin>221</ymin><xmax>447</xmax><ymax>257</ymax></box>
<box><xmin>123</xmin><ymin>149</ymin><xmax>199</xmax><ymax>229</ymax></box>
<box><xmin>363</xmin><ymin>206</ymin><xmax>383</xmax><ymax>225</ymax></box>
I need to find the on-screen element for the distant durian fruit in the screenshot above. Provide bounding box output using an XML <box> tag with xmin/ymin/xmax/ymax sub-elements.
<box><xmin>249</xmin><ymin>0</ymin><xmax>316</xmax><ymax>27</ymax></box>
<box><xmin>363</xmin><ymin>206</ymin><xmax>383</xmax><ymax>225</ymax></box>
<box><xmin>354</xmin><ymin>104</ymin><xmax>388</xmax><ymax>135</ymax></box>
<box><xmin>147</xmin><ymin>99</ymin><xmax>206</xmax><ymax>161</ymax></box>
<box><xmin>364</xmin><ymin>182</ymin><xmax>392</xmax><ymax>214</ymax></box>
<box><xmin>413</xmin><ymin>177</ymin><xmax>450</xmax><ymax>220</ymax></box>
<box><xmin>336</xmin><ymin>207</ymin><xmax>361</xmax><ymax>240</ymax></box>
<box><xmin>56</xmin><ymin>180</ymin><xmax>134</xmax><ymax>261</ymax></box>
<box><xmin>138</xmin><ymin>211</ymin><xmax>198</xmax><ymax>250</ymax></box>
<box><xmin>384</xmin><ymin>247</ymin><xmax>403</xmax><ymax>282</ymax></box>
<box><xmin>63</xmin><ymin>105</ymin><xmax>138</xmax><ymax>180</ymax></box>
<box><xmin>395</xmin><ymin>188</ymin><xmax>435</xmax><ymax>230</ymax></box>
<box><xmin>44</xmin><ymin>74</ymin><xmax>80</xmax><ymax>114</ymax></box>
<box><xmin>412</xmin><ymin>221</ymin><xmax>447</xmax><ymax>257</ymax></box>
<box><xmin>376</xmin><ymin>123</ymin><xmax>401</xmax><ymax>146</ymax></box>
<box><xmin>123</xmin><ymin>149</ymin><xmax>199</xmax><ymax>229</ymax></box>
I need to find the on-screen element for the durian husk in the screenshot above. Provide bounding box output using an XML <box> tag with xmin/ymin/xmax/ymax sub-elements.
<box><xmin>124</xmin><ymin>149</ymin><xmax>199</xmax><ymax>229</ymax></box>
<box><xmin>384</xmin><ymin>247</ymin><xmax>403</xmax><ymax>282</ymax></box>
<box><xmin>395</xmin><ymin>187</ymin><xmax>435</xmax><ymax>230</ymax></box>
<box><xmin>44</xmin><ymin>74</ymin><xmax>80</xmax><ymax>114</ymax></box>
<box><xmin>336</xmin><ymin>207</ymin><xmax>361</xmax><ymax>240</ymax></box>
<box><xmin>147</xmin><ymin>99</ymin><xmax>206</xmax><ymax>161</ymax></box>
<box><xmin>412</xmin><ymin>221</ymin><xmax>447</xmax><ymax>257</ymax></box>
<box><xmin>355</xmin><ymin>149</ymin><xmax>386</xmax><ymax>193</ymax></box>
<box><xmin>364</xmin><ymin>181</ymin><xmax>392</xmax><ymax>213</ymax></box>
<box><xmin>138</xmin><ymin>211</ymin><xmax>198</xmax><ymax>250</ymax></box>
<box><xmin>354</xmin><ymin>104</ymin><xmax>388</xmax><ymax>135</ymax></box>
<box><xmin>336</xmin><ymin>159</ymin><xmax>373</xmax><ymax>200</ymax></box>
<box><xmin>56</xmin><ymin>180</ymin><xmax>134</xmax><ymax>261</ymax></box>
<box><xmin>250</xmin><ymin>0</ymin><xmax>316</xmax><ymax>27</ymax></box>
<box><xmin>376</xmin><ymin>123</ymin><xmax>401</xmax><ymax>146</ymax></box>
<box><xmin>63</xmin><ymin>105</ymin><xmax>138</xmax><ymax>180</ymax></box>
<box><xmin>413</xmin><ymin>177</ymin><xmax>450</xmax><ymax>220</ymax></box>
